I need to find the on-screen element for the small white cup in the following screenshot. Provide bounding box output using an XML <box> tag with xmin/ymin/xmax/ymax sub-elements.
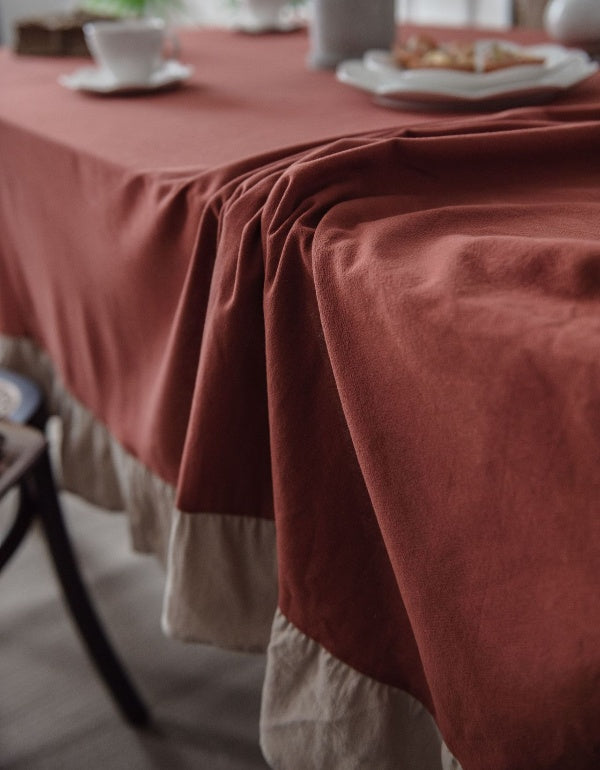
<box><xmin>243</xmin><ymin>0</ymin><xmax>286</xmax><ymax>27</ymax></box>
<box><xmin>84</xmin><ymin>18</ymin><xmax>167</xmax><ymax>85</ymax></box>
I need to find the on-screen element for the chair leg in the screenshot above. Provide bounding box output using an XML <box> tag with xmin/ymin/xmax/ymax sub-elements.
<box><xmin>30</xmin><ymin>450</ymin><xmax>150</xmax><ymax>727</ymax></box>
<box><xmin>0</xmin><ymin>484</ymin><xmax>35</xmax><ymax>571</ymax></box>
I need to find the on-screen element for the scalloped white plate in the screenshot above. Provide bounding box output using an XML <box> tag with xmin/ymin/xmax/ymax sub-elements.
<box><xmin>337</xmin><ymin>43</ymin><xmax>598</xmax><ymax>109</ymax></box>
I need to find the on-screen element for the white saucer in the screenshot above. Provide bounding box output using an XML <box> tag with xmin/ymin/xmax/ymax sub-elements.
<box><xmin>58</xmin><ymin>59</ymin><xmax>192</xmax><ymax>95</ymax></box>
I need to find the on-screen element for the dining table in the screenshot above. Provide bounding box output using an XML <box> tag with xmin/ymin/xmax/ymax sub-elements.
<box><xmin>1</xmin><ymin>19</ymin><xmax>599</xmax><ymax>770</ymax></box>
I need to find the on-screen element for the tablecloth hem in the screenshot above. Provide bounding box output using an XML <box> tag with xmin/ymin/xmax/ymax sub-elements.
<box><xmin>260</xmin><ymin>608</ymin><xmax>463</xmax><ymax>770</ymax></box>
<box><xmin>0</xmin><ymin>333</ymin><xmax>278</xmax><ymax>653</ymax></box>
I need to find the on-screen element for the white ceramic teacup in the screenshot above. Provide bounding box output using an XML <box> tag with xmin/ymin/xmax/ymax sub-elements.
<box><xmin>243</xmin><ymin>0</ymin><xmax>286</xmax><ymax>26</ymax></box>
<box><xmin>84</xmin><ymin>18</ymin><xmax>169</xmax><ymax>85</ymax></box>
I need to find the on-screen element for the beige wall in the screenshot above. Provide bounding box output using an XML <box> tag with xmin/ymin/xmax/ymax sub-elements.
<box><xmin>0</xmin><ymin>0</ymin><xmax>515</xmax><ymax>46</ymax></box>
<box><xmin>185</xmin><ymin>1</ymin><xmax>512</xmax><ymax>28</ymax></box>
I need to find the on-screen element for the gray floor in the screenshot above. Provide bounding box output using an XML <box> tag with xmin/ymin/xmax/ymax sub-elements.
<box><xmin>0</xmin><ymin>490</ymin><xmax>270</xmax><ymax>770</ymax></box>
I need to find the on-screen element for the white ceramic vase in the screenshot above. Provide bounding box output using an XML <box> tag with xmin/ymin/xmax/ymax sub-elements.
<box><xmin>308</xmin><ymin>0</ymin><xmax>396</xmax><ymax>69</ymax></box>
<box><xmin>544</xmin><ymin>0</ymin><xmax>600</xmax><ymax>44</ymax></box>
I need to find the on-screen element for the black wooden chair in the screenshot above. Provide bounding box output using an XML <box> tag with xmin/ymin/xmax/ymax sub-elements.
<box><xmin>0</xmin><ymin>366</ymin><xmax>149</xmax><ymax>726</ymax></box>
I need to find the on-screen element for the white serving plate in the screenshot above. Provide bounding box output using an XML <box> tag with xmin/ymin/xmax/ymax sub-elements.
<box><xmin>337</xmin><ymin>43</ymin><xmax>598</xmax><ymax>109</ymax></box>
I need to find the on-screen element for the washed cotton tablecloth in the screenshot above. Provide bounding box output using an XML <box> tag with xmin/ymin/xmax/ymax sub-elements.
<box><xmin>1</xmin><ymin>26</ymin><xmax>599</xmax><ymax>770</ymax></box>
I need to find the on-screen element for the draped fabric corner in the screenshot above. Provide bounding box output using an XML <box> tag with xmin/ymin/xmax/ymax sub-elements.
<box><xmin>2</xmin><ymin>27</ymin><xmax>600</xmax><ymax>769</ymax></box>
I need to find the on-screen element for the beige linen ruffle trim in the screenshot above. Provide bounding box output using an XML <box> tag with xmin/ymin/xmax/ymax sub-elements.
<box><xmin>0</xmin><ymin>334</ymin><xmax>277</xmax><ymax>652</ymax></box>
<box><xmin>261</xmin><ymin>609</ymin><xmax>462</xmax><ymax>770</ymax></box>
<box><xmin>1</xmin><ymin>334</ymin><xmax>461</xmax><ymax>769</ymax></box>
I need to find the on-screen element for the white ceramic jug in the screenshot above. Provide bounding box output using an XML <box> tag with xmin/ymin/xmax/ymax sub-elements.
<box><xmin>544</xmin><ymin>0</ymin><xmax>600</xmax><ymax>44</ymax></box>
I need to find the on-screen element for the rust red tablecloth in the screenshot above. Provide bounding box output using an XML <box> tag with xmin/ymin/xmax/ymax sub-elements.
<box><xmin>1</xmin><ymin>25</ymin><xmax>599</xmax><ymax>770</ymax></box>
